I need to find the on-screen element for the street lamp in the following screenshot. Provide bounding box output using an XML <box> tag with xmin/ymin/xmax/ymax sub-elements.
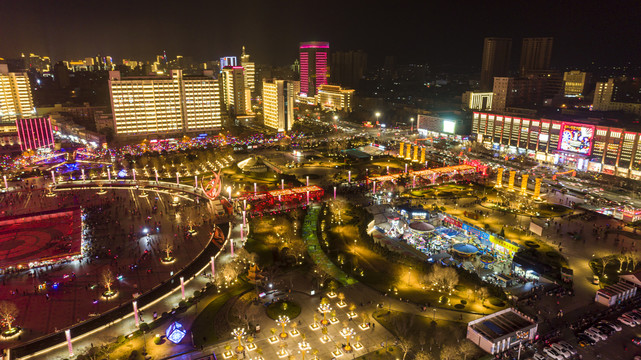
<box><xmin>375</xmin><ymin>112</ymin><xmax>381</xmax><ymax>126</ymax></box>
<box><xmin>410</xmin><ymin>117</ymin><xmax>415</xmax><ymax>132</ymax></box>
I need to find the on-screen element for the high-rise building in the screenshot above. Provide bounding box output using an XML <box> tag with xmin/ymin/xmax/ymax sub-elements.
<box><xmin>241</xmin><ymin>47</ymin><xmax>255</xmax><ymax>93</ymax></box>
<box><xmin>16</xmin><ymin>116</ymin><xmax>55</xmax><ymax>151</ymax></box>
<box><xmin>262</xmin><ymin>79</ymin><xmax>298</xmax><ymax>132</ymax></box>
<box><xmin>492</xmin><ymin>77</ymin><xmax>546</xmax><ymax>112</ymax></box>
<box><xmin>480</xmin><ymin>38</ymin><xmax>512</xmax><ymax>92</ymax></box>
<box><xmin>330</xmin><ymin>50</ymin><xmax>367</xmax><ymax>89</ymax></box>
<box><xmin>22</xmin><ymin>53</ymin><xmax>51</xmax><ymax>72</ymax></box>
<box><xmin>519</xmin><ymin>37</ymin><xmax>553</xmax><ymax>75</ymax></box>
<box><xmin>108</xmin><ymin>70</ymin><xmax>222</xmax><ymax>137</ymax></box>
<box><xmin>316</xmin><ymin>85</ymin><xmax>354</xmax><ymax>112</ymax></box>
<box><xmin>299</xmin><ymin>41</ymin><xmax>329</xmax><ymax>97</ymax></box>
<box><xmin>0</xmin><ymin>64</ymin><xmax>35</xmax><ymax>125</ymax></box>
<box><xmin>221</xmin><ymin>66</ymin><xmax>250</xmax><ymax>116</ymax></box>
<box><xmin>220</xmin><ymin>57</ymin><xmax>238</xmax><ymax>69</ymax></box>
<box><xmin>563</xmin><ymin>71</ymin><xmax>591</xmax><ymax>97</ymax></box>
<box><xmin>593</xmin><ymin>78</ymin><xmax>641</xmax><ymax>115</ymax></box>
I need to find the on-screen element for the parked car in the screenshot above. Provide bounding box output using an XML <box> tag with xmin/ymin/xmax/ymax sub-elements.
<box><xmin>577</xmin><ymin>334</ymin><xmax>596</xmax><ymax>346</ymax></box>
<box><xmin>598</xmin><ymin>320</ymin><xmax>622</xmax><ymax>331</ymax></box>
<box><xmin>550</xmin><ymin>343</ymin><xmax>572</xmax><ymax>358</ymax></box>
<box><xmin>618</xmin><ymin>315</ymin><xmax>636</xmax><ymax>327</ymax></box>
<box><xmin>543</xmin><ymin>347</ymin><xmax>565</xmax><ymax>360</ymax></box>
<box><xmin>556</xmin><ymin>341</ymin><xmax>578</xmax><ymax>355</ymax></box>
<box><xmin>531</xmin><ymin>353</ymin><xmax>546</xmax><ymax>360</ymax></box>
<box><xmin>582</xmin><ymin>330</ymin><xmax>601</xmax><ymax>342</ymax></box>
<box><xmin>594</xmin><ymin>324</ymin><xmax>614</xmax><ymax>335</ymax></box>
<box><xmin>586</xmin><ymin>328</ymin><xmax>607</xmax><ymax>340</ymax></box>
<box><xmin>633</xmin><ymin>337</ymin><xmax>641</xmax><ymax>345</ymax></box>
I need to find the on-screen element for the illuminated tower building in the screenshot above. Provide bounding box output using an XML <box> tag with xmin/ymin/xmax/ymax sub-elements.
<box><xmin>0</xmin><ymin>64</ymin><xmax>35</xmax><ymax>126</ymax></box>
<box><xmin>108</xmin><ymin>70</ymin><xmax>222</xmax><ymax>137</ymax></box>
<box><xmin>299</xmin><ymin>41</ymin><xmax>329</xmax><ymax>97</ymax></box>
<box><xmin>262</xmin><ymin>79</ymin><xmax>298</xmax><ymax>132</ymax></box>
<box><xmin>221</xmin><ymin>66</ymin><xmax>249</xmax><ymax>116</ymax></box>
<box><xmin>220</xmin><ymin>56</ymin><xmax>238</xmax><ymax>69</ymax></box>
<box><xmin>241</xmin><ymin>46</ymin><xmax>255</xmax><ymax>93</ymax></box>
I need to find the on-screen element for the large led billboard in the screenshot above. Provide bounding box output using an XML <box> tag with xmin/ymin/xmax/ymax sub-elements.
<box><xmin>558</xmin><ymin>122</ymin><xmax>595</xmax><ymax>155</ymax></box>
<box><xmin>443</xmin><ymin>120</ymin><xmax>456</xmax><ymax>134</ymax></box>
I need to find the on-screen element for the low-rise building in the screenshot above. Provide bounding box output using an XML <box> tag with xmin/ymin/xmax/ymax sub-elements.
<box><xmin>467</xmin><ymin>308</ymin><xmax>537</xmax><ymax>355</ymax></box>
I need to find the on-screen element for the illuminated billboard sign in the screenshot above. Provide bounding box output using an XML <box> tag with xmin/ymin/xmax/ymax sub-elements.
<box><xmin>558</xmin><ymin>122</ymin><xmax>594</xmax><ymax>155</ymax></box>
<box><xmin>443</xmin><ymin>120</ymin><xmax>456</xmax><ymax>134</ymax></box>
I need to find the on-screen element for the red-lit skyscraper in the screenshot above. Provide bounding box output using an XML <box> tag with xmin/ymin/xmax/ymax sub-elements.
<box><xmin>15</xmin><ymin>117</ymin><xmax>55</xmax><ymax>151</ymax></box>
<box><xmin>299</xmin><ymin>41</ymin><xmax>329</xmax><ymax>97</ymax></box>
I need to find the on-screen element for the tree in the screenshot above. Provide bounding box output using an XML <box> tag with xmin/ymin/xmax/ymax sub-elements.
<box><xmin>594</xmin><ymin>251</ymin><xmax>615</xmax><ymax>275</ymax></box>
<box><xmin>440</xmin><ymin>345</ymin><xmax>460</xmax><ymax>360</ymax></box>
<box><xmin>426</xmin><ymin>266</ymin><xmax>459</xmax><ymax>292</ymax></box>
<box><xmin>0</xmin><ymin>301</ymin><xmax>18</xmax><ymax>331</ymax></box>
<box><xmin>478</xmin><ymin>287</ymin><xmax>490</xmax><ymax>306</ymax></box>
<box><xmin>102</xmin><ymin>269</ymin><xmax>115</xmax><ymax>294</ymax></box>
<box><xmin>414</xmin><ymin>352</ymin><xmax>432</xmax><ymax>360</ymax></box>
<box><xmin>394</xmin><ymin>315</ymin><xmax>415</xmax><ymax>360</ymax></box>
<box><xmin>458</xmin><ymin>340</ymin><xmax>477</xmax><ymax>360</ymax></box>
<box><xmin>163</xmin><ymin>239</ymin><xmax>174</xmax><ymax>260</ymax></box>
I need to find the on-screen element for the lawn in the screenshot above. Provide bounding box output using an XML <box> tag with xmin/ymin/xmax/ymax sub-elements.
<box><xmin>374</xmin><ymin>310</ymin><xmax>483</xmax><ymax>359</ymax></box>
<box><xmin>323</xmin><ymin>201</ymin><xmax>505</xmax><ymax>314</ymax></box>
<box><xmin>266</xmin><ymin>300</ymin><xmax>302</xmax><ymax>320</ymax></box>
<box><xmin>191</xmin><ymin>282</ymin><xmax>252</xmax><ymax>347</ymax></box>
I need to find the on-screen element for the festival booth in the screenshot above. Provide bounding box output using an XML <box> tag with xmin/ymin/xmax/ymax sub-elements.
<box><xmin>243</xmin><ymin>185</ymin><xmax>324</xmax><ymax>215</ymax></box>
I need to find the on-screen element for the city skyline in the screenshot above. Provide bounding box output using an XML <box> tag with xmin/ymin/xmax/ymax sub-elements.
<box><xmin>1</xmin><ymin>0</ymin><xmax>640</xmax><ymax>69</ymax></box>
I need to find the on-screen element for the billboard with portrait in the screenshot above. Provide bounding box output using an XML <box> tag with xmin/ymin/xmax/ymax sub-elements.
<box><xmin>558</xmin><ymin>122</ymin><xmax>595</xmax><ymax>155</ymax></box>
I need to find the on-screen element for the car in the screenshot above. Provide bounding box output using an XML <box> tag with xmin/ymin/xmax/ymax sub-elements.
<box><xmin>543</xmin><ymin>347</ymin><xmax>565</xmax><ymax>360</ymax></box>
<box><xmin>598</xmin><ymin>320</ymin><xmax>622</xmax><ymax>331</ymax></box>
<box><xmin>594</xmin><ymin>324</ymin><xmax>614</xmax><ymax>335</ymax></box>
<box><xmin>550</xmin><ymin>343</ymin><xmax>572</xmax><ymax>358</ymax></box>
<box><xmin>531</xmin><ymin>353</ymin><xmax>546</xmax><ymax>360</ymax></box>
<box><xmin>633</xmin><ymin>337</ymin><xmax>641</xmax><ymax>345</ymax></box>
<box><xmin>582</xmin><ymin>330</ymin><xmax>601</xmax><ymax>342</ymax></box>
<box><xmin>586</xmin><ymin>328</ymin><xmax>607</xmax><ymax>340</ymax></box>
<box><xmin>627</xmin><ymin>311</ymin><xmax>641</xmax><ymax>321</ymax></box>
<box><xmin>577</xmin><ymin>334</ymin><xmax>596</xmax><ymax>346</ymax></box>
<box><xmin>556</xmin><ymin>341</ymin><xmax>578</xmax><ymax>355</ymax></box>
<box><xmin>618</xmin><ymin>315</ymin><xmax>637</xmax><ymax>326</ymax></box>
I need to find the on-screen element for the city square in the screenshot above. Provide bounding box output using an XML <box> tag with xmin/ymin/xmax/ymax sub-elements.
<box><xmin>1</xmin><ymin>2</ymin><xmax>641</xmax><ymax>359</ymax></box>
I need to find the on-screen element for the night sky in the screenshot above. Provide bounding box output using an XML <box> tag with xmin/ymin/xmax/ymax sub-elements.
<box><xmin>1</xmin><ymin>0</ymin><xmax>640</xmax><ymax>69</ymax></box>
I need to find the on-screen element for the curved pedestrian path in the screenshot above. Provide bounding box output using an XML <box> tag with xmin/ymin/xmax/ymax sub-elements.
<box><xmin>302</xmin><ymin>205</ymin><xmax>356</xmax><ymax>286</ymax></box>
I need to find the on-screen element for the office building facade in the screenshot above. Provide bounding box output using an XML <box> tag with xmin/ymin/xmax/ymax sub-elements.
<box><xmin>316</xmin><ymin>85</ymin><xmax>354</xmax><ymax>112</ymax></box>
<box><xmin>221</xmin><ymin>66</ymin><xmax>250</xmax><ymax>116</ymax></box>
<box><xmin>593</xmin><ymin>78</ymin><xmax>641</xmax><ymax>116</ymax></box>
<box><xmin>472</xmin><ymin>112</ymin><xmax>641</xmax><ymax>179</ymax></box>
<box><xmin>262</xmin><ymin>79</ymin><xmax>297</xmax><ymax>132</ymax></box>
<box><xmin>299</xmin><ymin>41</ymin><xmax>329</xmax><ymax>97</ymax></box>
<box><xmin>519</xmin><ymin>37</ymin><xmax>553</xmax><ymax>74</ymax></box>
<box><xmin>0</xmin><ymin>64</ymin><xmax>35</xmax><ymax>126</ymax></box>
<box><xmin>330</xmin><ymin>50</ymin><xmax>367</xmax><ymax>89</ymax></box>
<box><xmin>480</xmin><ymin>38</ymin><xmax>512</xmax><ymax>92</ymax></box>
<box><xmin>492</xmin><ymin>77</ymin><xmax>545</xmax><ymax>112</ymax></box>
<box><xmin>563</xmin><ymin>70</ymin><xmax>590</xmax><ymax>97</ymax></box>
<box><xmin>241</xmin><ymin>47</ymin><xmax>255</xmax><ymax>92</ymax></box>
<box><xmin>108</xmin><ymin>70</ymin><xmax>221</xmax><ymax>137</ymax></box>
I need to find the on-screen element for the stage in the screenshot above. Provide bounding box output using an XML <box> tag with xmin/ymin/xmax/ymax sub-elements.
<box><xmin>0</xmin><ymin>207</ymin><xmax>82</xmax><ymax>269</ymax></box>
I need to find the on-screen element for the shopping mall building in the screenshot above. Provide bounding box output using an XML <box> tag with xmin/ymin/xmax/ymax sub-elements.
<box><xmin>472</xmin><ymin>112</ymin><xmax>641</xmax><ymax>179</ymax></box>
